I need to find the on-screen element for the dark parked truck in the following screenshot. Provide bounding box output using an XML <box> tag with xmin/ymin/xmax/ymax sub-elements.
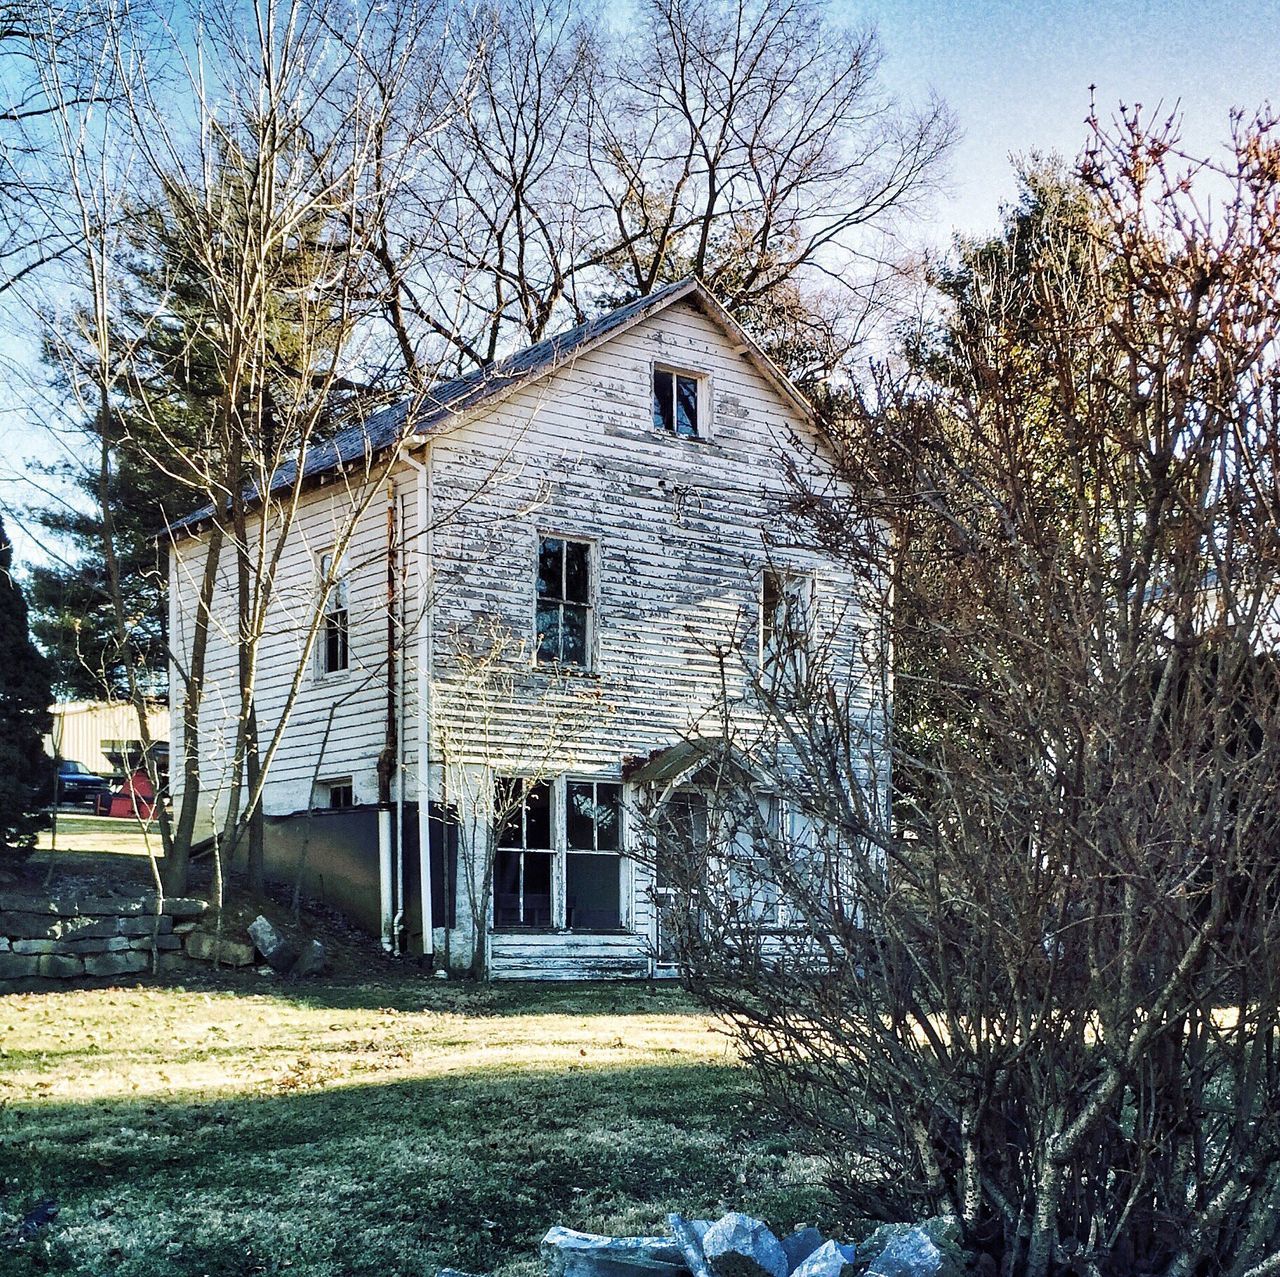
<box><xmin>54</xmin><ymin>760</ymin><xmax>112</xmax><ymax>807</ymax></box>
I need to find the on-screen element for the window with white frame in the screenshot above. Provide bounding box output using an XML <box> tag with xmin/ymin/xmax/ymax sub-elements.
<box><xmin>536</xmin><ymin>536</ymin><xmax>592</xmax><ymax>668</ymax></box>
<box><xmin>318</xmin><ymin>550</ymin><xmax>349</xmax><ymax>675</ymax></box>
<box><xmin>761</xmin><ymin>567</ymin><xmax>815</xmax><ymax>681</ymax></box>
<box><xmin>565</xmin><ymin>780</ymin><xmax>623</xmax><ymax>930</ymax></box>
<box><xmin>493</xmin><ymin>778</ymin><xmax>554</xmax><ymax>928</ymax></box>
<box><xmin>652</xmin><ymin>365</ymin><xmax>703</xmax><ymax>438</ymax></box>
<box><xmin>492</xmin><ymin>776</ymin><xmax>627</xmax><ymax>932</ymax></box>
<box><xmin>317</xmin><ymin>777</ymin><xmax>355</xmax><ymax>809</ymax></box>
<box><xmin>728</xmin><ymin>794</ymin><xmax>781</xmax><ymax>926</ymax></box>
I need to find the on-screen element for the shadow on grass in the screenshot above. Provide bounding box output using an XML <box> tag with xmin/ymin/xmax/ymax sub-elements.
<box><xmin>3</xmin><ymin>1062</ymin><xmax>831</xmax><ymax>1277</ymax></box>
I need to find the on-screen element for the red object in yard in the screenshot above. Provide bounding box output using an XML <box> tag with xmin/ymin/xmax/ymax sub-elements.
<box><xmin>105</xmin><ymin>768</ymin><xmax>157</xmax><ymax>820</ymax></box>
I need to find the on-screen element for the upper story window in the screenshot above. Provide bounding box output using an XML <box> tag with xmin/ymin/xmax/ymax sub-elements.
<box><xmin>318</xmin><ymin>550</ymin><xmax>349</xmax><ymax>675</ymax></box>
<box><xmin>653</xmin><ymin>365</ymin><xmax>702</xmax><ymax>438</ymax></box>
<box><xmin>536</xmin><ymin>536</ymin><xmax>592</xmax><ymax>668</ymax></box>
<box><xmin>761</xmin><ymin>567</ymin><xmax>815</xmax><ymax>679</ymax></box>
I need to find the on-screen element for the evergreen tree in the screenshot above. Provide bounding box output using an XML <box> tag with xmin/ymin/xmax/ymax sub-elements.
<box><xmin>0</xmin><ymin>515</ymin><xmax>53</xmax><ymax>864</ymax></box>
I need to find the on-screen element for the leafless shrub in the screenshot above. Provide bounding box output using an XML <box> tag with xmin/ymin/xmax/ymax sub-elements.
<box><xmin>657</xmin><ymin>109</ymin><xmax>1280</xmax><ymax>1277</ymax></box>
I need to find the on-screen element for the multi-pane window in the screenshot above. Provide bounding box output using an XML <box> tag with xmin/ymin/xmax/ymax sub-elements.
<box><xmin>565</xmin><ymin>781</ymin><xmax>623</xmax><ymax>930</ymax></box>
<box><xmin>729</xmin><ymin>795</ymin><xmax>781</xmax><ymax>925</ymax></box>
<box><xmin>654</xmin><ymin>790</ymin><xmax>707</xmax><ymax>963</ymax></box>
<box><xmin>652</xmin><ymin>366</ymin><xmax>701</xmax><ymax>438</ymax></box>
<box><xmin>536</xmin><ymin>537</ymin><xmax>591</xmax><ymax>667</ymax></box>
<box><xmin>319</xmin><ymin>550</ymin><xmax>349</xmax><ymax>674</ymax></box>
<box><xmin>761</xmin><ymin>567</ymin><xmax>814</xmax><ymax>678</ymax></box>
<box><xmin>493</xmin><ymin>779</ymin><xmax>554</xmax><ymax>928</ymax></box>
<box><xmin>321</xmin><ymin>778</ymin><xmax>354</xmax><ymax>810</ymax></box>
<box><xmin>492</xmin><ymin>777</ymin><xmax>627</xmax><ymax>932</ymax></box>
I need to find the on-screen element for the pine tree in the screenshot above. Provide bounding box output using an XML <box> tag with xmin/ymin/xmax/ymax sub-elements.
<box><xmin>0</xmin><ymin>515</ymin><xmax>53</xmax><ymax>864</ymax></box>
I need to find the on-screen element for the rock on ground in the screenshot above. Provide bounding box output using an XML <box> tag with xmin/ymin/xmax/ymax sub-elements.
<box><xmin>781</xmin><ymin>1229</ymin><xmax>825</xmax><ymax>1274</ymax></box>
<box><xmin>289</xmin><ymin>938</ymin><xmax>327</xmax><ymax>979</ymax></box>
<box><xmin>859</xmin><ymin>1219</ymin><xmax>968</xmax><ymax>1277</ymax></box>
<box><xmin>542</xmin><ymin>1226</ymin><xmax>687</xmax><ymax>1277</ymax></box>
<box><xmin>790</xmin><ymin>1240</ymin><xmax>857</xmax><ymax>1277</ymax></box>
<box><xmin>248</xmin><ymin>914</ymin><xmax>298</xmax><ymax>972</ymax></box>
<box><xmin>185</xmin><ymin>930</ymin><xmax>255</xmax><ymax>966</ymax></box>
<box><xmin>701</xmin><ymin>1213</ymin><xmax>789</xmax><ymax>1277</ymax></box>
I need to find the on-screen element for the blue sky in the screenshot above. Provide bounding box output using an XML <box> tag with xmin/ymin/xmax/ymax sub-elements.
<box><xmin>2</xmin><ymin>0</ymin><xmax>1275</xmax><ymax>562</ymax></box>
<box><xmin>857</xmin><ymin>0</ymin><xmax>1277</xmax><ymax>240</ymax></box>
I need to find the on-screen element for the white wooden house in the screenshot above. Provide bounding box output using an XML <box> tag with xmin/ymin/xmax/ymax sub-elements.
<box><xmin>168</xmin><ymin>279</ymin><xmax>880</xmax><ymax>978</ymax></box>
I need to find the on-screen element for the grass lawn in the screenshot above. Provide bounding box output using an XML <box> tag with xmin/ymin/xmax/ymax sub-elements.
<box><xmin>35</xmin><ymin>814</ymin><xmax>159</xmax><ymax>859</ymax></box>
<box><xmin>0</xmin><ymin>979</ymin><xmax>831</xmax><ymax>1277</ymax></box>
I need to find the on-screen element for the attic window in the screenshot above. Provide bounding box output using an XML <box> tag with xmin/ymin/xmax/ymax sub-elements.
<box><xmin>653</xmin><ymin>366</ymin><xmax>701</xmax><ymax>438</ymax></box>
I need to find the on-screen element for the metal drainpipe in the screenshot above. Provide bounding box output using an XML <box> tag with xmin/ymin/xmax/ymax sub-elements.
<box><xmin>395</xmin><ymin>486</ymin><xmax>407</xmax><ymax>954</ymax></box>
<box><xmin>378</xmin><ymin>480</ymin><xmax>398</xmax><ymax>953</ymax></box>
<box><xmin>402</xmin><ymin>445</ymin><xmax>435</xmax><ymax>964</ymax></box>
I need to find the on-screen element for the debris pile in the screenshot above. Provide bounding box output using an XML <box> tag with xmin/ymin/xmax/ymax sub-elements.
<box><xmin>446</xmin><ymin>1211</ymin><xmax>964</xmax><ymax>1277</ymax></box>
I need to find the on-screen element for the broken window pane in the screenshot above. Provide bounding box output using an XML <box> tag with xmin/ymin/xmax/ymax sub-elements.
<box><xmin>536</xmin><ymin>601</ymin><xmax>561</xmax><ymax>663</ymax></box>
<box><xmin>524</xmin><ymin>781</ymin><xmax>552</xmax><ymax>848</ymax></box>
<box><xmin>676</xmin><ymin>374</ymin><xmax>698</xmax><ymax>437</ymax></box>
<box><xmin>323</xmin><ymin>611</ymin><xmax>348</xmax><ymax>674</ymax></box>
<box><xmin>564</xmin><ymin>541</ymin><xmax>590</xmax><ymax>603</ymax></box>
<box><xmin>566</xmin><ymin>782</ymin><xmax>595</xmax><ymax>850</ymax></box>
<box><xmin>560</xmin><ymin>604</ymin><xmax>588</xmax><ymax>666</ymax></box>
<box><xmin>594</xmin><ymin>783</ymin><xmax>621</xmax><ymax>850</ymax></box>
<box><xmin>566</xmin><ymin>853</ymin><xmax>621</xmax><ymax>930</ymax></box>
<box><xmin>523</xmin><ymin>852</ymin><xmax>554</xmax><ymax>926</ymax></box>
<box><xmin>653</xmin><ymin>368</ymin><xmax>674</xmax><ymax>432</ymax></box>
<box><xmin>566</xmin><ymin>781</ymin><xmax>622</xmax><ymax>850</ymax></box>
<box><xmin>495</xmin><ymin>778</ymin><xmax>523</xmax><ymax>847</ymax></box>
<box><xmin>537</xmin><ymin>537</ymin><xmax>563</xmax><ymax>598</ymax></box>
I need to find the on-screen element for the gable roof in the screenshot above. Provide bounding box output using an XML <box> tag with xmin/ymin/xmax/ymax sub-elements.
<box><xmin>172</xmin><ymin>278</ymin><xmax>812</xmax><ymax>533</ymax></box>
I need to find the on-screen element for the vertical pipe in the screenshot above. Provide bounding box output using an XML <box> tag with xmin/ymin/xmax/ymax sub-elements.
<box><xmin>403</xmin><ymin>446</ymin><xmax>435</xmax><ymax>962</ymax></box>
<box><xmin>396</xmin><ymin>488</ymin><xmax>407</xmax><ymax>951</ymax></box>
<box><xmin>378</xmin><ymin>805</ymin><xmax>394</xmax><ymax>951</ymax></box>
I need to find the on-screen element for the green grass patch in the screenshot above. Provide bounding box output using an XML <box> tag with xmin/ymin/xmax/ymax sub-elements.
<box><xmin>0</xmin><ymin>981</ymin><xmax>831</xmax><ymax>1277</ymax></box>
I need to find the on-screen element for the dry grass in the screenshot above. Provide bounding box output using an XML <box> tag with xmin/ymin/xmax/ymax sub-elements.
<box><xmin>34</xmin><ymin>815</ymin><xmax>159</xmax><ymax>860</ymax></box>
<box><xmin>0</xmin><ymin>979</ymin><xmax>831</xmax><ymax>1277</ymax></box>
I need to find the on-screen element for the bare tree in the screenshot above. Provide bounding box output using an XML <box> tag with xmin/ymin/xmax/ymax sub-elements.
<box><xmin>11</xmin><ymin>0</ymin><xmax>471</xmax><ymax>898</ymax></box>
<box><xmin>366</xmin><ymin>0</ymin><xmax>954</xmax><ymax>382</ymax></box>
<box><xmin>434</xmin><ymin>617</ymin><xmax>613</xmax><ymax>976</ymax></box>
<box><xmin>658</xmin><ymin>109</ymin><xmax>1280</xmax><ymax>1277</ymax></box>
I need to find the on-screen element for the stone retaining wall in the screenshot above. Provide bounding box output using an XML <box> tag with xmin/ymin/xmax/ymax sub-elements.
<box><xmin>0</xmin><ymin>891</ymin><xmax>208</xmax><ymax>982</ymax></box>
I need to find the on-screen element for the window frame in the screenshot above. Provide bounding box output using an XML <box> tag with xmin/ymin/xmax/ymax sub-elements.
<box><xmin>651</xmin><ymin>360</ymin><xmax>711</xmax><ymax>441</ymax></box>
<box><xmin>759</xmin><ymin>565</ymin><xmax>817</xmax><ymax>683</ymax></box>
<box><xmin>316</xmin><ymin>549</ymin><xmax>351</xmax><ymax>678</ymax></box>
<box><xmin>533</xmin><ymin>533</ymin><xmax>597</xmax><ymax>672</ymax></box>
<box><xmin>492</xmin><ymin>777</ymin><xmax>556</xmax><ymax>930</ymax></box>
<box><xmin>564</xmin><ymin>778</ymin><xmax>625</xmax><ymax>932</ymax></box>
<box><xmin>316</xmin><ymin>776</ymin><xmax>355</xmax><ymax>810</ymax></box>
<box><xmin>491</xmin><ymin>774</ymin><xmax>630</xmax><ymax>934</ymax></box>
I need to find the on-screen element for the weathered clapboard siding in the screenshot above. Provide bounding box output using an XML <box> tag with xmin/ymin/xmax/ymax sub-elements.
<box><xmin>170</xmin><ymin>289</ymin><xmax>879</xmax><ymax>977</ymax></box>
<box><xmin>489</xmin><ymin>931</ymin><xmax>652</xmax><ymax>981</ymax></box>
<box><xmin>425</xmin><ymin>299</ymin><xmax>868</xmax><ymax>778</ymax></box>
<box><xmin>170</xmin><ymin>473</ymin><xmax>419</xmax><ymax>829</ymax></box>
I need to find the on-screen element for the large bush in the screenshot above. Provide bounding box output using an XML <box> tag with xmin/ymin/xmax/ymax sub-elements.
<box><xmin>662</xmin><ymin>114</ymin><xmax>1280</xmax><ymax>1277</ymax></box>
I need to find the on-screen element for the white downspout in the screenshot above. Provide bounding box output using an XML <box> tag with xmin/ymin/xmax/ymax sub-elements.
<box><xmin>403</xmin><ymin>444</ymin><xmax>435</xmax><ymax>963</ymax></box>
<box><xmin>378</xmin><ymin>805</ymin><xmax>394</xmax><ymax>952</ymax></box>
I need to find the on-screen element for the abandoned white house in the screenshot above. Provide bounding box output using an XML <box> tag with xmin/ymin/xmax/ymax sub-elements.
<box><xmin>168</xmin><ymin>279</ymin><xmax>882</xmax><ymax>978</ymax></box>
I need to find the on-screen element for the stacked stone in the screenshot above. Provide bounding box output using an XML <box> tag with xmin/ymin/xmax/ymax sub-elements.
<box><xmin>0</xmin><ymin>891</ymin><xmax>207</xmax><ymax>981</ymax></box>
